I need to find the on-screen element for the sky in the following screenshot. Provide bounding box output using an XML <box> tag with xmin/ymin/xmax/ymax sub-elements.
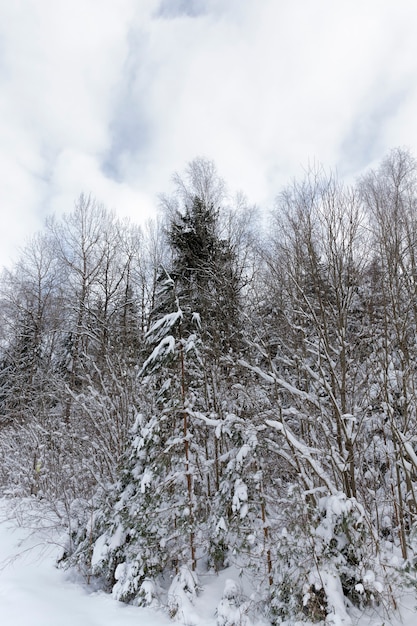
<box><xmin>1</xmin><ymin>0</ymin><xmax>417</xmax><ymax>270</ymax></box>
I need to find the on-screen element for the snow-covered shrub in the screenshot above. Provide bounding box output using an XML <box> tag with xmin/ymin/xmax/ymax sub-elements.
<box><xmin>167</xmin><ymin>565</ymin><xmax>200</xmax><ymax>624</ymax></box>
<box><xmin>216</xmin><ymin>579</ymin><xmax>251</xmax><ymax>626</ymax></box>
<box><xmin>208</xmin><ymin>416</ymin><xmax>275</xmax><ymax>584</ymax></box>
<box><xmin>57</xmin><ymin>495</ymin><xmax>109</xmax><ymax>583</ymax></box>
<box><xmin>315</xmin><ymin>493</ymin><xmax>384</xmax><ymax>608</ymax></box>
<box><xmin>137</xmin><ymin>578</ymin><xmax>160</xmax><ymax>608</ymax></box>
<box><xmin>269</xmin><ymin>487</ymin><xmax>387</xmax><ymax>624</ymax></box>
<box><xmin>208</xmin><ymin>516</ymin><xmax>229</xmax><ymax>572</ymax></box>
<box><xmin>112</xmin><ymin>557</ymin><xmax>159</xmax><ymax>605</ymax></box>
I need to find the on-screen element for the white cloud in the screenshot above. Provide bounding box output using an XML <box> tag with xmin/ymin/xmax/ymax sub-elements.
<box><xmin>1</xmin><ymin>0</ymin><xmax>417</xmax><ymax>268</ymax></box>
<box><xmin>0</xmin><ymin>0</ymin><xmax>142</xmax><ymax>265</ymax></box>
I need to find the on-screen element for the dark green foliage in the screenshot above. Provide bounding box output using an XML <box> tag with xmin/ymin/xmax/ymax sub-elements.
<box><xmin>168</xmin><ymin>196</ymin><xmax>242</xmax><ymax>354</ymax></box>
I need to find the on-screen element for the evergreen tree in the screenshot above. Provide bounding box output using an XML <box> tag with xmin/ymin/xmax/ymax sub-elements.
<box><xmin>75</xmin><ymin>273</ymin><xmax>209</xmax><ymax>604</ymax></box>
<box><xmin>166</xmin><ymin>187</ymin><xmax>242</xmax><ymax>357</ymax></box>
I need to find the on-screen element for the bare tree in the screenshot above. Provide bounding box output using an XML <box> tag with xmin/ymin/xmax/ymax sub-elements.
<box><xmin>360</xmin><ymin>148</ymin><xmax>417</xmax><ymax>558</ymax></box>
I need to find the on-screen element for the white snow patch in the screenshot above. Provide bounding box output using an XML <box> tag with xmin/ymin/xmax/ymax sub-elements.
<box><xmin>91</xmin><ymin>532</ymin><xmax>108</xmax><ymax>568</ymax></box>
<box><xmin>232</xmin><ymin>479</ymin><xmax>248</xmax><ymax>519</ymax></box>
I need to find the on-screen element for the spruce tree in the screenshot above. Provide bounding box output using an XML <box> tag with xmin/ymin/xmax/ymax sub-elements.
<box><xmin>167</xmin><ymin>195</ymin><xmax>241</xmax><ymax>356</ymax></box>
<box><xmin>76</xmin><ymin>272</ymin><xmax>209</xmax><ymax>604</ymax></box>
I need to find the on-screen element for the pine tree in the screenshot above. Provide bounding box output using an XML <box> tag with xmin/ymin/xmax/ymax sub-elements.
<box><xmin>77</xmin><ymin>272</ymin><xmax>209</xmax><ymax>604</ymax></box>
<box><xmin>167</xmin><ymin>195</ymin><xmax>242</xmax><ymax>356</ymax></box>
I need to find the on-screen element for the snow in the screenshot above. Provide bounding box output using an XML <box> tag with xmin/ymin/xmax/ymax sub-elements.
<box><xmin>91</xmin><ymin>532</ymin><xmax>108</xmax><ymax>568</ymax></box>
<box><xmin>319</xmin><ymin>569</ymin><xmax>351</xmax><ymax>626</ymax></box>
<box><xmin>145</xmin><ymin>310</ymin><xmax>183</xmax><ymax>344</ymax></box>
<box><xmin>1</xmin><ymin>497</ymin><xmax>417</xmax><ymax>626</ymax></box>
<box><xmin>266</xmin><ymin>419</ymin><xmax>338</xmax><ymax>495</ymax></box>
<box><xmin>140</xmin><ymin>335</ymin><xmax>176</xmax><ymax>374</ymax></box>
<box><xmin>231</xmin><ymin>479</ymin><xmax>248</xmax><ymax>518</ymax></box>
<box><xmin>167</xmin><ymin>566</ymin><xmax>200</xmax><ymax>625</ymax></box>
<box><xmin>217</xmin><ymin>579</ymin><xmax>251</xmax><ymax>626</ymax></box>
<box><xmin>0</xmin><ymin>498</ymin><xmax>171</xmax><ymax>626</ymax></box>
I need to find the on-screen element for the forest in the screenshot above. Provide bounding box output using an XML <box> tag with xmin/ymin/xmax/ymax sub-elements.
<box><xmin>2</xmin><ymin>148</ymin><xmax>417</xmax><ymax>624</ymax></box>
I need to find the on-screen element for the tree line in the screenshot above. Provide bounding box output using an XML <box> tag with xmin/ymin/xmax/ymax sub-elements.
<box><xmin>1</xmin><ymin>150</ymin><xmax>417</xmax><ymax>623</ymax></box>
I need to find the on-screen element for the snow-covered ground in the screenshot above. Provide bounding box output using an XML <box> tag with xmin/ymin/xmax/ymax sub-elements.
<box><xmin>0</xmin><ymin>498</ymin><xmax>172</xmax><ymax>626</ymax></box>
<box><xmin>0</xmin><ymin>497</ymin><xmax>416</xmax><ymax>626</ymax></box>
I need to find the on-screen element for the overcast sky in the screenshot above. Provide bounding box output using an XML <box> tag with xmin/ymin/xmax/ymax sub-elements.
<box><xmin>1</xmin><ymin>0</ymin><xmax>417</xmax><ymax>269</ymax></box>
